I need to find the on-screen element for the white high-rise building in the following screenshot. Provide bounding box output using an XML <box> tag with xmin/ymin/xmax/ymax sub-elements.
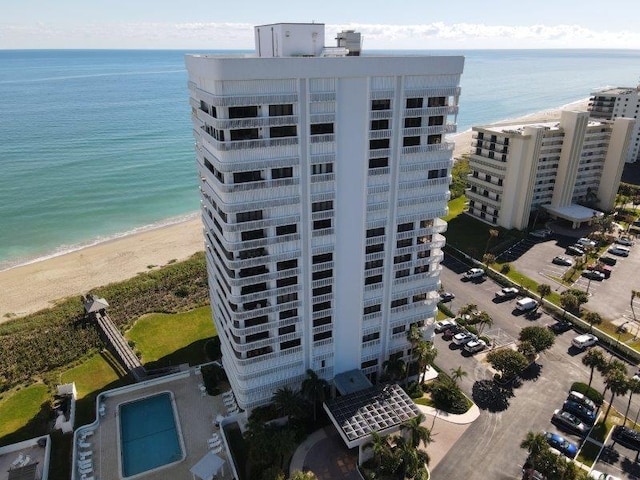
<box><xmin>467</xmin><ymin>111</ymin><xmax>634</xmax><ymax>230</ymax></box>
<box><xmin>186</xmin><ymin>23</ymin><xmax>464</xmax><ymax>409</ymax></box>
<box><xmin>589</xmin><ymin>86</ymin><xmax>640</xmax><ymax>163</ymax></box>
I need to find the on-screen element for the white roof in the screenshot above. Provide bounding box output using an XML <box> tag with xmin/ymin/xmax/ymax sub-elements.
<box><xmin>189</xmin><ymin>451</ymin><xmax>225</xmax><ymax>480</ymax></box>
<box><xmin>544</xmin><ymin>204</ymin><xmax>604</xmax><ymax>222</ymax></box>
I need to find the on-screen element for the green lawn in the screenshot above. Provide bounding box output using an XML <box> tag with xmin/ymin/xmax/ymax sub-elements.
<box><xmin>0</xmin><ymin>384</ymin><xmax>49</xmax><ymax>441</ymax></box>
<box><xmin>60</xmin><ymin>352</ymin><xmax>123</xmax><ymax>399</ymax></box>
<box><xmin>443</xmin><ymin>196</ymin><xmax>467</xmax><ymax>222</ymax></box>
<box><xmin>126</xmin><ymin>306</ymin><xmax>216</xmax><ymax>366</ymax></box>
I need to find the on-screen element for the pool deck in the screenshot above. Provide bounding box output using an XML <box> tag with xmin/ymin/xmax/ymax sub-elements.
<box><xmin>74</xmin><ymin>369</ymin><xmax>235</xmax><ymax>480</ymax></box>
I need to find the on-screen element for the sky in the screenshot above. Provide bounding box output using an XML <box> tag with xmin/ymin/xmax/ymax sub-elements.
<box><xmin>2</xmin><ymin>0</ymin><xmax>640</xmax><ymax>50</ymax></box>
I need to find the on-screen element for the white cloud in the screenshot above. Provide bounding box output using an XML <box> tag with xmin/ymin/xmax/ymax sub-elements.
<box><xmin>1</xmin><ymin>21</ymin><xmax>639</xmax><ymax>49</ymax></box>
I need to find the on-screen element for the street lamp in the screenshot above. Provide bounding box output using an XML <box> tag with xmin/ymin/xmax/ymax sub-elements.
<box><xmin>611</xmin><ymin>320</ymin><xmax>631</xmax><ymax>360</ymax></box>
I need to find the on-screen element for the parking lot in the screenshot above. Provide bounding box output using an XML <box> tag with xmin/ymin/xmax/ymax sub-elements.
<box><xmin>433</xmin><ymin>256</ymin><xmax>640</xmax><ymax>479</ymax></box>
<box><xmin>499</xmin><ymin>231</ymin><xmax>640</xmax><ymax>327</ymax></box>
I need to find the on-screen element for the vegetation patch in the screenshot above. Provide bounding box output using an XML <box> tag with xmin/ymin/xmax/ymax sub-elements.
<box><xmin>576</xmin><ymin>439</ymin><xmax>600</xmax><ymax>466</ymax></box>
<box><xmin>0</xmin><ymin>384</ymin><xmax>49</xmax><ymax>442</ymax></box>
<box><xmin>126</xmin><ymin>305</ymin><xmax>215</xmax><ymax>366</ymax></box>
<box><xmin>570</xmin><ymin>382</ymin><xmax>604</xmax><ymax>406</ymax></box>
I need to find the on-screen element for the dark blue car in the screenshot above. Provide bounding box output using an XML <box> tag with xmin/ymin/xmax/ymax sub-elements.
<box><xmin>563</xmin><ymin>400</ymin><xmax>596</xmax><ymax>425</ymax></box>
<box><xmin>544</xmin><ymin>431</ymin><xmax>578</xmax><ymax>458</ymax></box>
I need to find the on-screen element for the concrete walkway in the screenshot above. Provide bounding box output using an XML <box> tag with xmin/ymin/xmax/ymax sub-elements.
<box><xmin>289</xmin><ymin>404</ymin><xmax>480</xmax><ymax>478</ymax></box>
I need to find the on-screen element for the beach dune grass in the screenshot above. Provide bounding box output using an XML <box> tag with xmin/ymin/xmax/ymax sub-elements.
<box><xmin>126</xmin><ymin>306</ymin><xmax>216</xmax><ymax>367</ymax></box>
<box><xmin>0</xmin><ymin>384</ymin><xmax>50</xmax><ymax>443</ymax></box>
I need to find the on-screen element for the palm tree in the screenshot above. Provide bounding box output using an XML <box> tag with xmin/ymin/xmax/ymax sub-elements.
<box><xmin>631</xmin><ymin>290</ymin><xmax>639</xmax><ymax>324</ymax></box>
<box><xmin>536</xmin><ymin>284</ymin><xmax>551</xmax><ymax>307</ymax></box>
<box><xmin>582</xmin><ymin>349</ymin><xmax>606</xmax><ymax>389</ymax></box>
<box><xmin>482</xmin><ymin>253</ymin><xmax>496</xmax><ymax>268</ymax></box>
<box><xmin>450</xmin><ymin>366</ymin><xmax>467</xmax><ymax>385</ymax></box>
<box><xmin>290</xmin><ymin>471</ymin><xmax>318</xmax><ymax>480</ymax></box>
<box><xmin>272</xmin><ymin>386</ymin><xmax>304</xmax><ymax>420</ymax></box>
<box><xmin>383</xmin><ymin>356</ymin><xmax>406</xmax><ymax>383</ymax></box>
<box><xmin>395</xmin><ymin>436</ymin><xmax>430</xmax><ymax>479</ymax></box>
<box><xmin>623</xmin><ymin>377</ymin><xmax>640</xmax><ymax>426</ymax></box>
<box><xmin>412</xmin><ymin>341</ymin><xmax>438</xmax><ymax>382</ymax></box>
<box><xmin>406</xmin><ymin>323</ymin><xmax>423</xmax><ymax>348</ymax></box>
<box><xmin>603</xmin><ymin>369</ymin><xmax>629</xmax><ymax>422</ymax></box>
<box><xmin>485</xmin><ymin>228</ymin><xmax>499</xmax><ymax>255</ymax></box>
<box><xmin>366</xmin><ymin>432</ymin><xmax>391</xmax><ymax>469</ymax></box>
<box><xmin>301</xmin><ymin>369</ymin><xmax>329</xmax><ymax>422</ymax></box>
<box><xmin>584</xmin><ymin>311</ymin><xmax>603</xmax><ymax>332</ymax></box>
<box><xmin>400</xmin><ymin>413</ymin><xmax>432</xmax><ymax>448</ymax></box>
<box><xmin>475</xmin><ymin>311</ymin><xmax>493</xmax><ymax>334</ymax></box>
<box><xmin>458</xmin><ymin>303</ymin><xmax>478</xmax><ymax>320</ymax></box>
<box><xmin>520</xmin><ymin>431</ymin><xmax>548</xmax><ymax>472</ymax></box>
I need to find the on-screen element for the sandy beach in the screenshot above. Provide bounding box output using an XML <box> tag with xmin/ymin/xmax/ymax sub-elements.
<box><xmin>0</xmin><ymin>99</ymin><xmax>590</xmax><ymax>321</ymax></box>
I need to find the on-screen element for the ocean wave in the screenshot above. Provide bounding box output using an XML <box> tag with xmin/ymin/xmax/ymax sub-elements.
<box><xmin>0</xmin><ymin>211</ymin><xmax>200</xmax><ymax>273</ymax></box>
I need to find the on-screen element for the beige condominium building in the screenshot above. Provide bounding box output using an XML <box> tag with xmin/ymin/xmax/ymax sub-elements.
<box><xmin>467</xmin><ymin>110</ymin><xmax>634</xmax><ymax>230</ymax></box>
<box><xmin>589</xmin><ymin>85</ymin><xmax>640</xmax><ymax>163</ymax></box>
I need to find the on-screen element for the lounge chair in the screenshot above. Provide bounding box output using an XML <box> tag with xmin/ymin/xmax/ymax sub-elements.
<box><xmin>211</xmin><ymin>444</ymin><xmax>223</xmax><ymax>454</ymax></box>
<box><xmin>20</xmin><ymin>455</ymin><xmax>31</xmax><ymax>467</ymax></box>
<box><xmin>78</xmin><ymin>459</ymin><xmax>92</xmax><ymax>468</ymax></box>
<box><xmin>79</xmin><ymin>467</ymin><xmax>93</xmax><ymax>475</ymax></box>
<box><xmin>227</xmin><ymin>408</ymin><xmax>239</xmax><ymax>415</ymax></box>
<box><xmin>210</xmin><ymin>433</ymin><xmax>220</xmax><ymax>440</ymax></box>
<box><xmin>222</xmin><ymin>390</ymin><xmax>234</xmax><ymax>399</ymax></box>
<box><xmin>78</xmin><ymin>441</ymin><xmax>91</xmax><ymax>449</ymax></box>
<box><xmin>208</xmin><ymin>439</ymin><xmax>221</xmax><ymax>449</ymax></box>
<box><xmin>81</xmin><ymin>476</ymin><xmax>94</xmax><ymax>480</ymax></box>
<box><xmin>79</xmin><ymin>451</ymin><xmax>92</xmax><ymax>460</ymax></box>
<box><xmin>223</xmin><ymin>398</ymin><xmax>236</xmax><ymax>407</ymax></box>
<box><xmin>80</xmin><ymin>430</ymin><xmax>94</xmax><ymax>439</ymax></box>
<box><xmin>11</xmin><ymin>454</ymin><xmax>24</xmax><ymax>467</ymax></box>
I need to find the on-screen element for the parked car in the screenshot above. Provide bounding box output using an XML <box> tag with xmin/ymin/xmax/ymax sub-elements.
<box><xmin>495</xmin><ymin>287</ymin><xmax>519</xmax><ymax>300</ymax></box>
<box><xmin>566</xmin><ymin>245</ymin><xmax>585</xmax><ymax>256</ymax></box>
<box><xmin>599</xmin><ymin>256</ymin><xmax>617</xmax><ymax>266</ymax></box>
<box><xmin>530</xmin><ymin>229</ymin><xmax>552</xmax><ymax>239</ymax></box>
<box><xmin>577</xmin><ymin>237</ymin><xmax>597</xmax><ymax>248</ymax></box>
<box><xmin>612</xmin><ymin>425</ymin><xmax>640</xmax><ymax>451</ymax></box>
<box><xmin>582</xmin><ymin>270</ymin><xmax>605</xmax><ymax>281</ymax></box>
<box><xmin>462</xmin><ymin>268</ymin><xmax>485</xmax><ymax>280</ymax></box>
<box><xmin>439</xmin><ymin>291</ymin><xmax>455</xmax><ymax>302</ymax></box>
<box><xmin>547</xmin><ymin>320</ymin><xmax>572</xmax><ymax>334</ymax></box>
<box><xmin>543</xmin><ymin>431</ymin><xmax>578</xmax><ymax>458</ymax></box>
<box><xmin>609</xmin><ymin>246</ymin><xmax>630</xmax><ymax>257</ymax></box>
<box><xmin>551</xmin><ymin>409</ymin><xmax>589</xmax><ymax>436</ymax></box>
<box><xmin>452</xmin><ymin>331</ymin><xmax>477</xmax><ymax>346</ymax></box>
<box><xmin>616</xmin><ymin>236</ymin><xmax>634</xmax><ymax>247</ymax></box>
<box><xmin>552</xmin><ymin>256</ymin><xmax>573</xmax><ymax>266</ymax></box>
<box><xmin>562</xmin><ymin>400</ymin><xmax>597</xmax><ymax>425</ymax></box>
<box><xmin>572</xmin><ymin>333</ymin><xmax>598</xmax><ymax>350</ymax></box>
<box><xmin>464</xmin><ymin>339</ymin><xmax>487</xmax><ymax>354</ymax></box>
<box><xmin>589</xmin><ymin>470</ymin><xmax>621</xmax><ymax>480</ymax></box>
<box><xmin>516</xmin><ymin>297</ymin><xmax>538</xmax><ymax>311</ymax></box>
<box><xmin>567</xmin><ymin>391</ymin><xmax>597</xmax><ymax>412</ymax></box>
<box><xmin>434</xmin><ymin>319</ymin><xmax>457</xmax><ymax>333</ymax></box>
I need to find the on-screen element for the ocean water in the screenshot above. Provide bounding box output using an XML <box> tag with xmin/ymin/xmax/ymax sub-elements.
<box><xmin>1</xmin><ymin>48</ymin><xmax>639</xmax><ymax>270</ymax></box>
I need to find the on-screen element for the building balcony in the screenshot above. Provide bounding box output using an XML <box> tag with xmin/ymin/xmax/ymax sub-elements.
<box><xmin>467</xmin><ymin>175</ymin><xmax>504</xmax><ymax>194</ymax></box>
<box><xmin>466</xmin><ymin>189</ymin><xmax>502</xmax><ymax>208</ymax></box>
<box><xmin>401</xmin><ymin>142</ymin><xmax>454</xmax><ymax>156</ymax></box>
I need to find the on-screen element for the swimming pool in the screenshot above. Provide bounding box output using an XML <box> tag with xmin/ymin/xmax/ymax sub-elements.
<box><xmin>119</xmin><ymin>392</ymin><xmax>184</xmax><ymax>477</ymax></box>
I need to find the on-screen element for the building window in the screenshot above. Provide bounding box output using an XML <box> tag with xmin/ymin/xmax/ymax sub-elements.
<box><xmin>277</xmin><ymin>276</ymin><xmax>297</xmax><ymax>288</ymax></box>
<box><xmin>371</xmin><ymin>119</ymin><xmax>389</xmax><ymax>130</ymax></box>
<box><xmin>229</xmin><ymin>106</ymin><xmax>258</xmax><ymax>119</ymax></box>
<box><xmin>371</xmin><ymin>99</ymin><xmax>391</xmax><ymax>110</ymax></box>
<box><xmin>312</xmin><ymin>201</ymin><xmax>333</xmax><ymax>212</ymax></box>
<box><xmin>281</xmin><ymin>339</ymin><xmax>301</xmax><ymax>350</ymax></box>
<box><xmin>280</xmin><ymin>309</ymin><xmax>297</xmax><ymax>320</ymax></box>
<box><xmin>270</xmin><ymin>126</ymin><xmax>297</xmax><ymax>138</ymax></box>
<box><xmin>277</xmin><ymin>292</ymin><xmax>298</xmax><ymax>304</ymax></box>
<box><xmin>272</xmin><ymin>167</ymin><xmax>293</xmax><ymax>179</ymax></box>
<box><xmin>313</xmin><ymin>219</ymin><xmax>332</xmax><ymax>230</ymax></box>
<box><xmin>366</xmin><ymin>243</ymin><xmax>384</xmax><ymax>254</ymax></box>
<box><xmin>246</xmin><ymin>331</ymin><xmax>269</xmax><ymax>343</ymax></box>
<box><xmin>313</xmin><ymin>253</ymin><xmax>333</xmax><ymax>264</ymax></box>
<box><xmin>427</xmin><ymin>134</ymin><xmax>442</xmax><ymax>145</ymax></box>
<box><xmin>427</xmin><ymin>97</ymin><xmax>446</xmax><ymax>107</ymax></box>
<box><xmin>397</xmin><ymin>238</ymin><xmax>412</xmax><ymax>248</ymax></box>
<box><xmin>311</xmin><ymin>163</ymin><xmax>333</xmax><ymax>174</ymax></box>
<box><xmin>365</xmin><ymin>275</ymin><xmax>383</xmax><ymax>285</ymax></box>
<box><xmin>404</xmin><ymin>117</ymin><xmax>422</xmax><ymax>128</ymax></box>
<box><xmin>364</xmin><ymin>304</ymin><xmax>381</xmax><ymax>315</ymax></box>
<box><xmin>427</xmin><ymin>169</ymin><xmax>447</xmax><ymax>179</ymax></box>
<box><xmin>362</xmin><ymin>359</ymin><xmax>377</xmax><ymax>369</ymax></box>
<box><xmin>406</xmin><ymin>98</ymin><xmax>423</xmax><ymax>109</ymax></box>
<box><xmin>276</xmin><ymin>224</ymin><xmax>297</xmax><ymax>236</ymax></box>
<box><xmin>313</xmin><ymin>331</ymin><xmax>332</xmax><ymax>342</ymax></box>
<box><xmin>370</xmin><ymin>139</ymin><xmax>390</xmax><ymax>150</ymax></box>
<box><xmin>365</xmin><ymin>259</ymin><xmax>383</xmax><ymax>270</ymax></box>
<box><xmin>233</xmin><ymin>170</ymin><xmax>263</xmax><ymax>183</ymax></box>
<box><xmin>395</xmin><ymin>269</ymin><xmax>410</xmax><ymax>278</ymax></box>
<box><xmin>269</xmin><ymin>104</ymin><xmax>293</xmax><ymax>116</ymax></box>
<box><xmin>277</xmin><ymin>259</ymin><xmax>298</xmax><ymax>271</ymax></box>
<box><xmin>397</xmin><ymin>222</ymin><xmax>414</xmax><ymax>232</ymax></box>
<box><xmin>278</xmin><ymin>325</ymin><xmax>296</xmax><ymax>335</ymax></box>
<box><xmin>313</xmin><ymin>302</ymin><xmax>331</xmax><ymax>312</ymax></box>
<box><xmin>362</xmin><ymin>332</ymin><xmax>380</xmax><ymax>342</ymax></box>
<box><xmin>312</xmin><ymin>269</ymin><xmax>332</xmax><ymax>280</ymax></box>
<box><xmin>311</xmin><ymin>123</ymin><xmax>334</xmax><ymax>135</ymax></box>
<box><xmin>403</xmin><ymin>136</ymin><xmax>420</xmax><ymax>147</ymax></box>
<box><xmin>428</xmin><ymin>116</ymin><xmax>444</xmax><ymax>126</ymax></box>
<box><xmin>369</xmin><ymin>157</ymin><xmax>389</xmax><ymax>169</ymax></box>
<box><xmin>392</xmin><ymin>325</ymin><xmax>405</xmax><ymax>335</ymax></box>
<box><xmin>236</xmin><ymin>210</ymin><xmax>263</xmax><ymax>223</ymax></box>
<box><xmin>313</xmin><ymin>285</ymin><xmax>332</xmax><ymax>296</ymax></box>
<box><xmin>391</xmin><ymin>298</ymin><xmax>408</xmax><ymax>308</ymax></box>
<box><xmin>313</xmin><ymin>316</ymin><xmax>332</xmax><ymax>327</ymax></box>
<box><xmin>366</xmin><ymin>227</ymin><xmax>385</xmax><ymax>238</ymax></box>
<box><xmin>241</xmin><ymin>229</ymin><xmax>266</xmax><ymax>241</ymax></box>
<box><xmin>230</xmin><ymin>128</ymin><xmax>259</xmax><ymax>141</ymax></box>
<box><xmin>394</xmin><ymin>254</ymin><xmax>411</xmax><ymax>264</ymax></box>
<box><xmin>245</xmin><ymin>315</ymin><xmax>268</xmax><ymax>327</ymax></box>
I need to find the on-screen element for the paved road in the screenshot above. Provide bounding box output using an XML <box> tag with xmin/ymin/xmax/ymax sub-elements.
<box><xmin>432</xmin><ymin>255</ymin><xmax>640</xmax><ymax>479</ymax></box>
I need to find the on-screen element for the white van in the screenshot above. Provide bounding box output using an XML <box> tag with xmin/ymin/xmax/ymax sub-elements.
<box><xmin>516</xmin><ymin>297</ymin><xmax>537</xmax><ymax>311</ymax></box>
<box><xmin>572</xmin><ymin>333</ymin><xmax>598</xmax><ymax>350</ymax></box>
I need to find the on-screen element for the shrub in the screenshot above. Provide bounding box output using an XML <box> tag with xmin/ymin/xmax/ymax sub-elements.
<box><xmin>437</xmin><ymin>302</ymin><xmax>455</xmax><ymax>318</ymax></box>
<box><xmin>430</xmin><ymin>377</ymin><xmax>469</xmax><ymax>414</ymax></box>
<box><xmin>404</xmin><ymin>381</ymin><xmax>424</xmax><ymax>399</ymax></box>
<box><xmin>500</xmin><ymin>263</ymin><xmax>511</xmax><ymax>274</ymax></box>
<box><xmin>570</xmin><ymin>382</ymin><xmax>604</xmax><ymax>406</ymax></box>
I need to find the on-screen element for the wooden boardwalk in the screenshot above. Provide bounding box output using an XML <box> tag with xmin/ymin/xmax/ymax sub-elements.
<box><xmin>95</xmin><ymin>311</ymin><xmax>145</xmax><ymax>381</ymax></box>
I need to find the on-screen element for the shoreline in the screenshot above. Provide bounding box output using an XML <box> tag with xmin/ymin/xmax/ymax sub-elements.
<box><xmin>0</xmin><ymin>98</ymin><xmax>591</xmax><ymax>321</ymax></box>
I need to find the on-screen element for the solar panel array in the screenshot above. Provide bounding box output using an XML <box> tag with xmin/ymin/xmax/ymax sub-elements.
<box><xmin>326</xmin><ymin>384</ymin><xmax>420</xmax><ymax>442</ymax></box>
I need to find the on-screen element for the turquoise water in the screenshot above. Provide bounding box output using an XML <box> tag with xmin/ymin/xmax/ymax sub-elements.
<box><xmin>1</xmin><ymin>49</ymin><xmax>639</xmax><ymax>269</ymax></box>
<box><xmin>119</xmin><ymin>392</ymin><xmax>182</xmax><ymax>477</ymax></box>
